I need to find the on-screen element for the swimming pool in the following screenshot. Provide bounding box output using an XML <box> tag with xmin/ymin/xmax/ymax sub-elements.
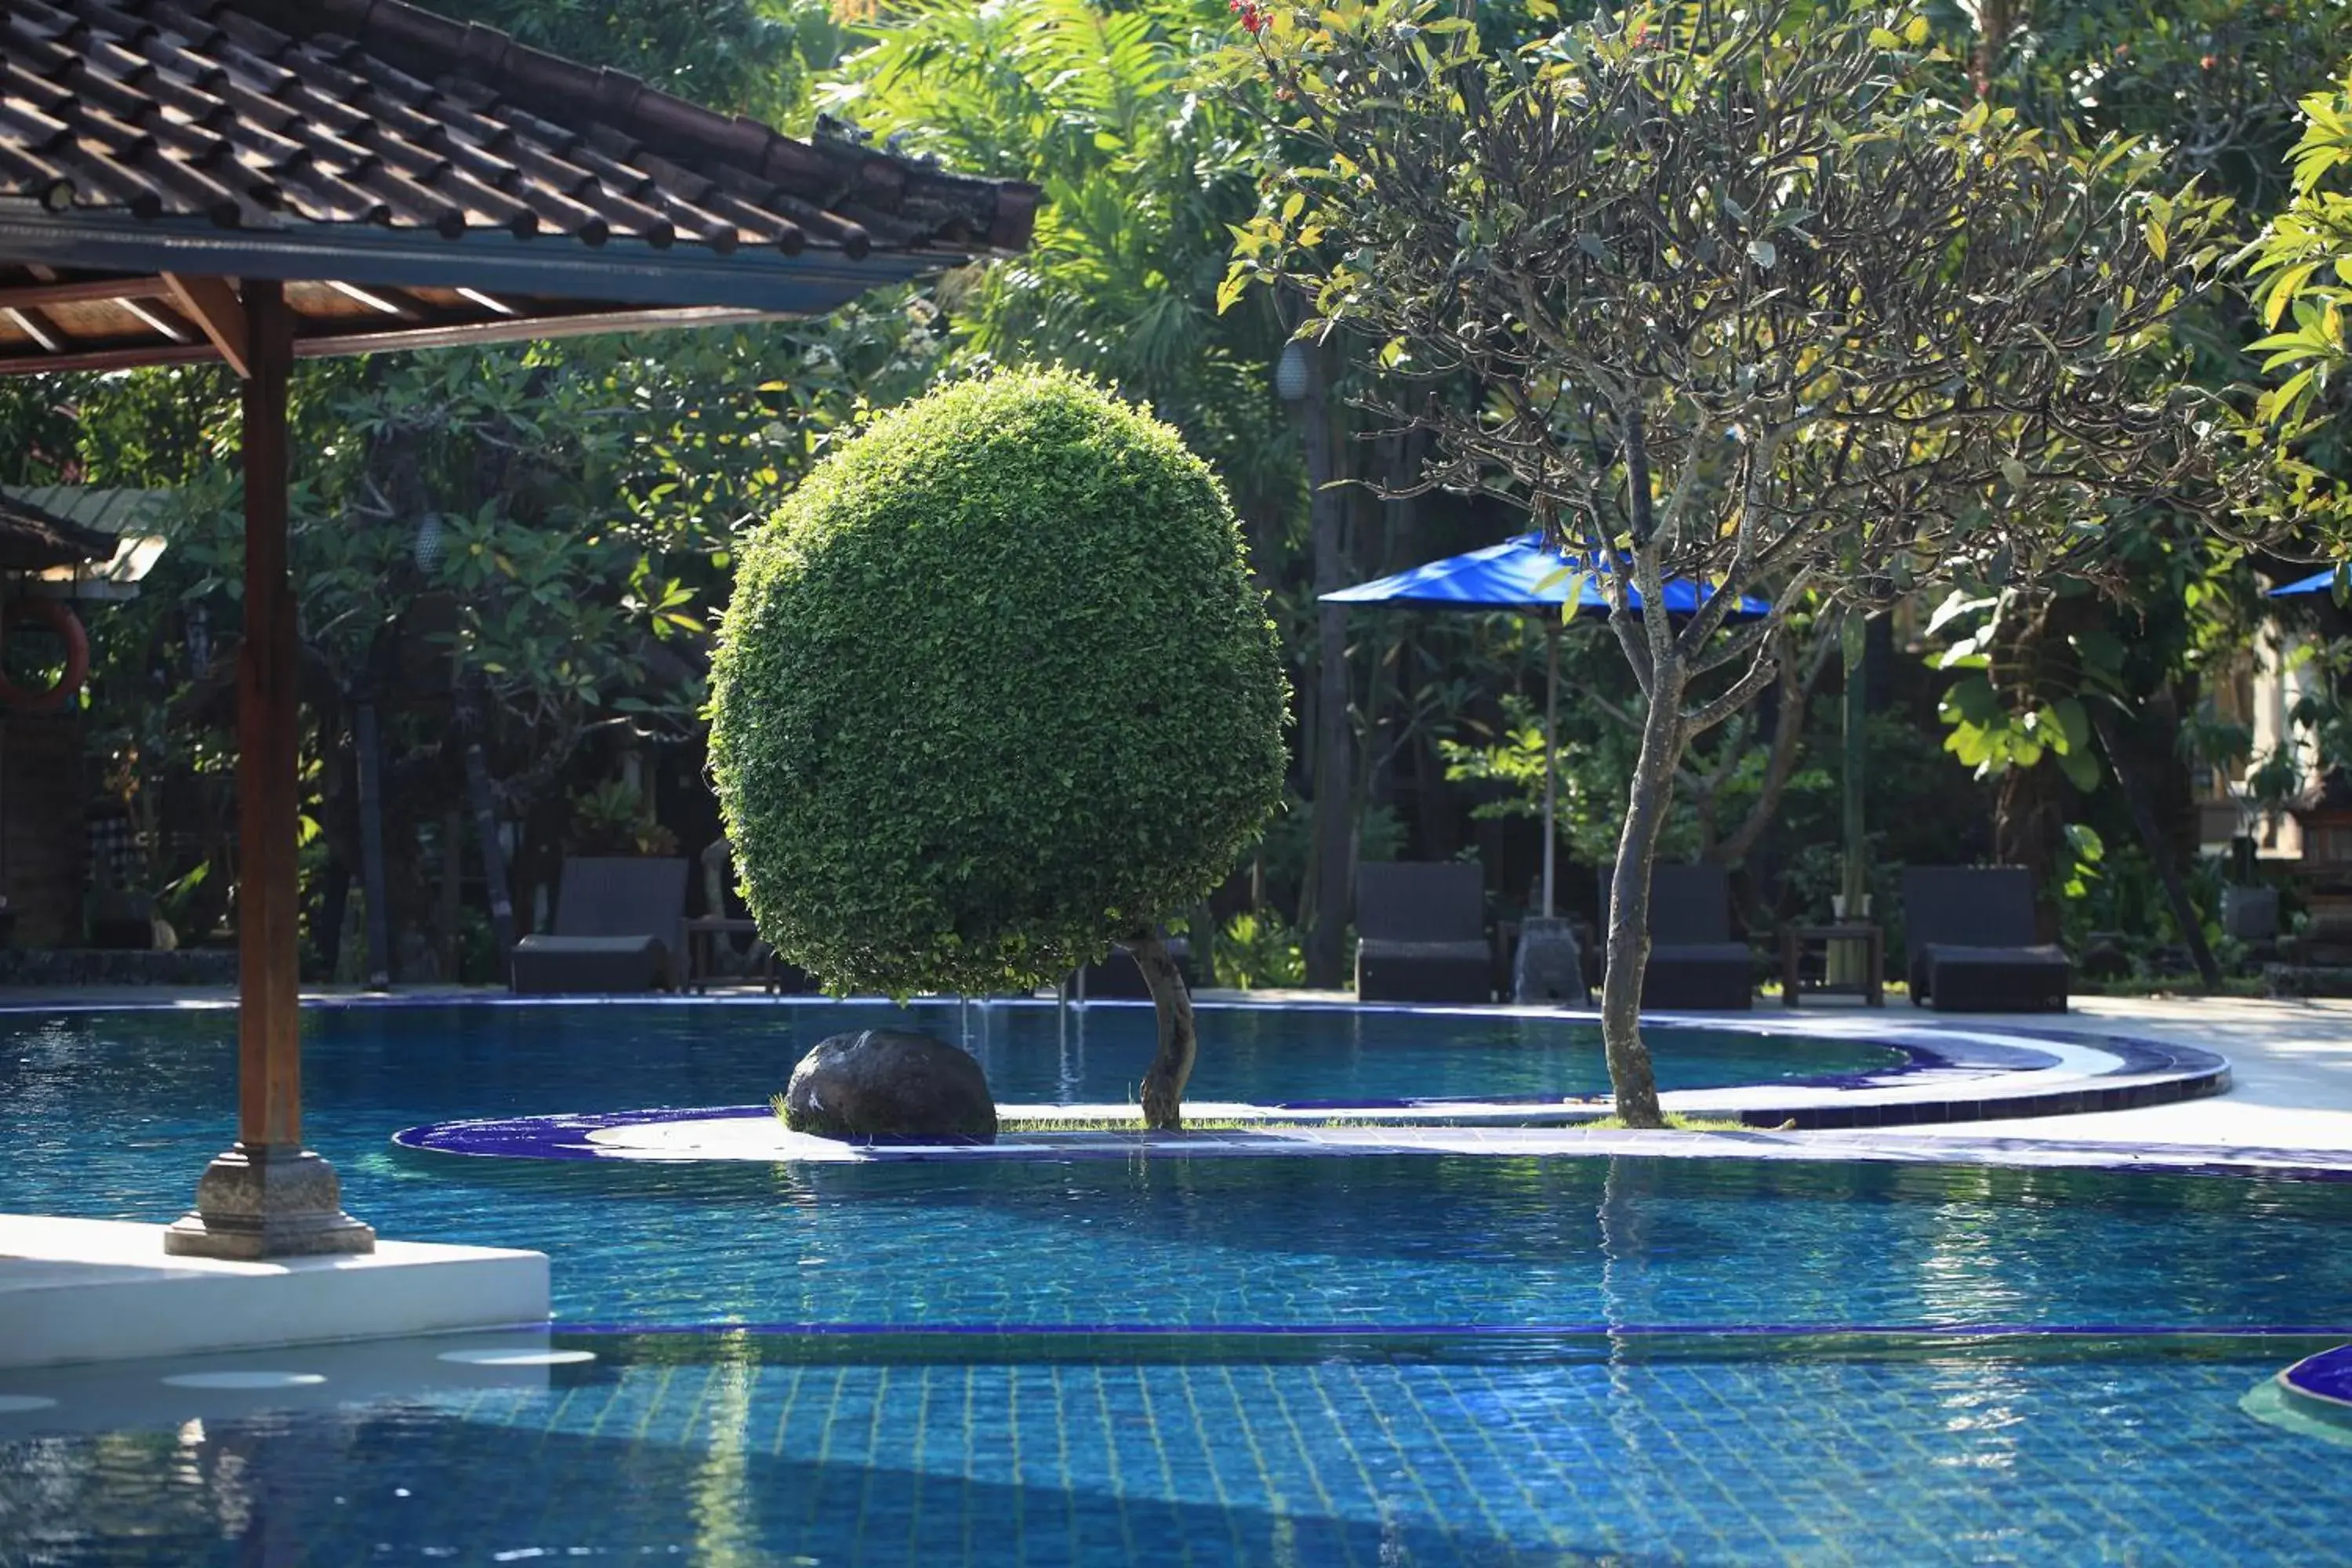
<box><xmin>4</xmin><ymin>1001</ymin><xmax>2350</xmax><ymax>1563</ymax></box>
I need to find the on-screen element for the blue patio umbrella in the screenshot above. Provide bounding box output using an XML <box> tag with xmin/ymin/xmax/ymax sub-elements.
<box><xmin>1324</xmin><ymin>533</ymin><xmax>1769</xmax><ymax>917</ymax></box>
<box><xmin>2270</xmin><ymin>566</ymin><xmax>2349</xmax><ymax>598</ymax></box>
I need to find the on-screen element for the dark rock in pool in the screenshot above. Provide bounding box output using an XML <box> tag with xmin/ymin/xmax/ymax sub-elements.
<box><xmin>782</xmin><ymin>1029</ymin><xmax>998</xmax><ymax>1142</ymax></box>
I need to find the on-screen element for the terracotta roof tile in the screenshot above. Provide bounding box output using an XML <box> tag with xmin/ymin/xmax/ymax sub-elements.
<box><xmin>0</xmin><ymin>0</ymin><xmax>1035</xmax><ymax>258</ymax></box>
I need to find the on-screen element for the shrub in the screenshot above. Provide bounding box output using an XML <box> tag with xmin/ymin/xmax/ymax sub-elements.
<box><xmin>709</xmin><ymin>370</ymin><xmax>1289</xmax><ymax>1009</ymax></box>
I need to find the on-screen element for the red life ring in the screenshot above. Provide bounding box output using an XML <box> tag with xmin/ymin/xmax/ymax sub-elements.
<box><xmin>0</xmin><ymin>597</ymin><xmax>89</xmax><ymax>714</ymax></box>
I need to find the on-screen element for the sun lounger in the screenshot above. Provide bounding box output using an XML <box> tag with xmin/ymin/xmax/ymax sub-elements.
<box><xmin>1901</xmin><ymin>866</ymin><xmax>2070</xmax><ymax>1012</ymax></box>
<box><xmin>1354</xmin><ymin>861</ymin><xmax>1494</xmax><ymax>1003</ymax></box>
<box><xmin>510</xmin><ymin>856</ymin><xmax>688</xmax><ymax>994</ymax></box>
<box><xmin>1634</xmin><ymin>862</ymin><xmax>1755</xmax><ymax>1010</ymax></box>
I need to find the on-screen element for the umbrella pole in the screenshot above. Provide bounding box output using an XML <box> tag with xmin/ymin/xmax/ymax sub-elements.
<box><xmin>1543</xmin><ymin>619</ymin><xmax>1559</xmax><ymax>920</ymax></box>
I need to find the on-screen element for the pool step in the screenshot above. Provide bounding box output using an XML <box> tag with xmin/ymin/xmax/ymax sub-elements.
<box><xmin>0</xmin><ymin>1212</ymin><xmax>548</xmax><ymax>1370</ymax></box>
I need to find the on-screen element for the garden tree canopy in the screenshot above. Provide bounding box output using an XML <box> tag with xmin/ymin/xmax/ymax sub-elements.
<box><xmin>823</xmin><ymin>0</ymin><xmax>1298</xmax><ymax>517</ymax></box>
<box><xmin>1228</xmin><ymin>0</ymin><xmax>2234</xmax><ymax>1124</ymax></box>
<box><xmin>2248</xmin><ymin>58</ymin><xmax>2352</xmax><ymax>551</ymax></box>
<box><xmin>64</xmin><ymin>313</ymin><xmax>944</xmax><ymax>956</ymax></box>
<box><xmin>709</xmin><ymin>371</ymin><xmax>1289</xmax><ymax>1127</ymax></box>
<box><xmin>1913</xmin><ymin>0</ymin><xmax>2350</xmax><ymax>955</ymax></box>
<box><xmin>436</xmin><ymin>0</ymin><xmax>845</xmax><ymax>126</ymax></box>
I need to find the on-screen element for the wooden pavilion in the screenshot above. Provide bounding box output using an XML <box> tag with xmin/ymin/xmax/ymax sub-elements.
<box><xmin>0</xmin><ymin>0</ymin><xmax>1035</xmax><ymax>1259</ymax></box>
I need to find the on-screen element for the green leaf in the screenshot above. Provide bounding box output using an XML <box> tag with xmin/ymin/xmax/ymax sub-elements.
<box><xmin>2069</xmin><ymin>629</ymin><xmax>2127</xmax><ymax>674</ymax></box>
<box><xmin>2056</xmin><ymin>745</ymin><xmax>2102</xmax><ymax>793</ymax></box>
<box><xmin>1944</xmin><ymin>673</ymin><xmax>2001</xmax><ymax>724</ymax></box>
<box><xmin>2265</xmin><ymin>262</ymin><xmax>2321</xmax><ymax>329</ymax></box>
<box><xmin>2050</xmin><ymin>698</ymin><xmax>2091</xmax><ymax>756</ymax></box>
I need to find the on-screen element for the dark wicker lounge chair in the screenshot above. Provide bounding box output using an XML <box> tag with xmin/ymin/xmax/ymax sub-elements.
<box><xmin>1901</xmin><ymin>866</ymin><xmax>2070</xmax><ymax>1012</ymax></box>
<box><xmin>1634</xmin><ymin>863</ymin><xmax>1755</xmax><ymax>1010</ymax></box>
<box><xmin>510</xmin><ymin>856</ymin><xmax>688</xmax><ymax>994</ymax></box>
<box><xmin>1355</xmin><ymin>862</ymin><xmax>1494</xmax><ymax>1003</ymax></box>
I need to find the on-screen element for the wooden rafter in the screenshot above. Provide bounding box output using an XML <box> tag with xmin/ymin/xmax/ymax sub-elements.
<box><xmin>0</xmin><ymin>274</ymin><xmax>172</xmax><ymax>310</ymax></box>
<box><xmin>321</xmin><ymin>279</ymin><xmax>429</xmax><ymax>318</ymax></box>
<box><xmin>0</xmin><ymin>301</ymin><xmax>774</xmax><ymax>374</ymax></box>
<box><xmin>2</xmin><ymin>305</ymin><xmax>62</xmax><ymax>352</ymax></box>
<box><xmin>118</xmin><ymin>296</ymin><xmax>194</xmax><ymax>345</ymax></box>
<box><xmin>164</xmin><ymin>272</ymin><xmax>252</xmax><ymax>378</ymax></box>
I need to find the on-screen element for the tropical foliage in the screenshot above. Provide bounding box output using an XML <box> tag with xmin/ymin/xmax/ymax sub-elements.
<box><xmin>11</xmin><ymin>0</ymin><xmax>2350</xmax><ymax>1007</ymax></box>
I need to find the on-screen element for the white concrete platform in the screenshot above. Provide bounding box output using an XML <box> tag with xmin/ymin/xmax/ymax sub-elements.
<box><xmin>1873</xmin><ymin>996</ymin><xmax>2352</xmax><ymax>1152</ymax></box>
<box><xmin>0</xmin><ymin>1214</ymin><xmax>549</xmax><ymax>1370</ymax></box>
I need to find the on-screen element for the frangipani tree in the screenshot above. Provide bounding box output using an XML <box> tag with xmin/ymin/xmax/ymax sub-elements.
<box><xmin>1225</xmin><ymin>0</ymin><xmax>2232</xmax><ymax>1123</ymax></box>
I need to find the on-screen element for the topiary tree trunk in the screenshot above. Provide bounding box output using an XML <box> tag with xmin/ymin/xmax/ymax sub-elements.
<box><xmin>1129</xmin><ymin>930</ymin><xmax>1199</xmax><ymax>1129</ymax></box>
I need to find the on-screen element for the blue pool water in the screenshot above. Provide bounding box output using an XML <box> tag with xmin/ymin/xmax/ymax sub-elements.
<box><xmin>5</xmin><ymin>996</ymin><xmax>1904</xmax><ymax>1115</ymax></box>
<box><xmin>4</xmin><ymin>1002</ymin><xmax>2350</xmax><ymax>1563</ymax></box>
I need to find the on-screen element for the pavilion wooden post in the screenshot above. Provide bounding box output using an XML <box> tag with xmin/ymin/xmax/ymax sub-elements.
<box><xmin>166</xmin><ymin>278</ymin><xmax>374</xmax><ymax>1259</ymax></box>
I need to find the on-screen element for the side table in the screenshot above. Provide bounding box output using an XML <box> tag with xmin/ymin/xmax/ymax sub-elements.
<box><xmin>1779</xmin><ymin>922</ymin><xmax>1885</xmax><ymax>1007</ymax></box>
<box><xmin>684</xmin><ymin>916</ymin><xmax>773</xmax><ymax>994</ymax></box>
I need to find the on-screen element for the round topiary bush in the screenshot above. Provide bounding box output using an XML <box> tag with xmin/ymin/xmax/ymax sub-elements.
<box><xmin>709</xmin><ymin>371</ymin><xmax>1288</xmax><ymax>1123</ymax></box>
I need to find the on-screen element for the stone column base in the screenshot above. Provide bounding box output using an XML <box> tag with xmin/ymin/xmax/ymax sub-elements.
<box><xmin>1514</xmin><ymin>917</ymin><xmax>1590</xmax><ymax>1006</ymax></box>
<box><xmin>164</xmin><ymin>1143</ymin><xmax>376</xmax><ymax>1260</ymax></box>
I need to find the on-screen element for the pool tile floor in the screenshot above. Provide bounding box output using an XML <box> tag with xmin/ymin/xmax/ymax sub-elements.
<box><xmin>5</xmin><ymin>1344</ymin><xmax>2347</xmax><ymax>1566</ymax></box>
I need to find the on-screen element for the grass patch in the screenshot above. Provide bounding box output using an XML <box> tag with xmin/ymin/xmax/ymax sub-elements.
<box><xmin>772</xmin><ymin>1098</ymin><xmax>1764</xmax><ymax>1135</ymax></box>
<box><xmin>995</xmin><ymin>1114</ymin><xmax>1399</xmax><ymax>1131</ymax></box>
<box><xmin>768</xmin><ymin>1101</ymin><xmax>1381</xmax><ymax>1134</ymax></box>
<box><xmin>1573</xmin><ymin>1114</ymin><xmax>1762</xmax><ymax>1133</ymax></box>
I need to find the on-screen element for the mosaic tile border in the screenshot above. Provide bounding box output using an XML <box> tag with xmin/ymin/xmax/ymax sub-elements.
<box><xmin>2281</xmin><ymin>1344</ymin><xmax>2352</xmax><ymax>1430</ymax></box>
